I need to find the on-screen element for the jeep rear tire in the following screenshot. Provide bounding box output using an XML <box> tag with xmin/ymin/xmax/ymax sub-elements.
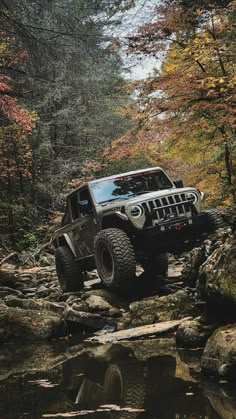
<box><xmin>94</xmin><ymin>228</ymin><xmax>136</xmax><ymax>290</ymax></box>
<box><xmin>55</xmin><ymin>246</ymin><xmax>84</xmax><ymax>292</ymax></box>
<box><xmin>142</xmin><ymin>253</ymin><xmax>168</xmax><ymax>277</ymax></box>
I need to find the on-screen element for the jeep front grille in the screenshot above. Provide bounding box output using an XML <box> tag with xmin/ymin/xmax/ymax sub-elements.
<box><xmin>141</xmin><ymin>193</ymin><xmax>193</xmax><ymax>221</ymax></box>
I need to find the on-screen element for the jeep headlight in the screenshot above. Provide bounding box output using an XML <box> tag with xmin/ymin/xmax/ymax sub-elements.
<box><xmin>186</xmin><ymin>192</ymin><xmax>199</xmax><ymax>204</ymax></box>
<box><xmin>129</xmin><ymin>205</ymin><xmax>143</xmax><ymax>218</ymax></box>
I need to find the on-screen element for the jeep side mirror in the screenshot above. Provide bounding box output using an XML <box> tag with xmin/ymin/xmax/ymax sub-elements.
<box><xmin>78</xmin><ymin>200</ymin><xmax>93</xmax><ymax>214</ymax></box>
<box><xmin>174</xmin><ymin>179</ymin><xmax>184</xmax><ymax>188</ymax></box>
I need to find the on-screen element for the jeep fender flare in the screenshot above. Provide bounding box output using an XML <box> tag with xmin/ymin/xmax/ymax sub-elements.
<box><xmin>101</xmin><ymin>211</ymin><xmax>129</xmax><ymax>231</ymax></box>
<box><xmin>55</xmin><ymin>233</ymin><xmax>77</xmax><ymax>257</ymax></box>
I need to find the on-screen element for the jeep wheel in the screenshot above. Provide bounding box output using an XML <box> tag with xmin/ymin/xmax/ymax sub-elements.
<box><xmin>55</xmin><ymin>246</ymin><xmax>84</xmax><ymax>292</ymax></box>
<box><xmin>142</xmin><ymin>253</ymin><xmax>168</xmax><ymax>277</ymax></box>
<box><xmin>203</xmin><ymin>208</ymin><xmax>228</xmax><ymax>232</ymax></box>
<box><xmin>94</xmin><ymin>228</ymin><xmax>136</xmax><ymax>290</ymax></box>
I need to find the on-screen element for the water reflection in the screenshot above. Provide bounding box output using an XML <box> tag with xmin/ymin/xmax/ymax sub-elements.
<box><xmin>1</xmin><ymin>339</ymin><xmax>236</xmax><ymax>418</ymax></box>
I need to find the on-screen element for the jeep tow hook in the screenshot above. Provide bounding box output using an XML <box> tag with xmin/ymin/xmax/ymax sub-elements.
<box><xmin>173</xmin><ymin>223</ymin><xmax>182</xmax><ymax>230</ymax></box>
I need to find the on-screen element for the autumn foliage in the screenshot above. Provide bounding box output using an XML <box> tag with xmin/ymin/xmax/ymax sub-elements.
<box><xmin>76</xmin><ymin>0</ymin><xmax>236</xmax><ymax>206</ymax></box>
<box><xmin>0</xmin><ymin>37</ymin><xmax>37</xmax><ymax>182</ymax></box>
<box><xmin>0</xmin><ymin>35</ymin><xmax>37</xmax><ymax>240</ymax></box>
<box><xmin>125</xmin><ymin>0</ymin><xmax>236</xmax><ymax>204</ymax></box>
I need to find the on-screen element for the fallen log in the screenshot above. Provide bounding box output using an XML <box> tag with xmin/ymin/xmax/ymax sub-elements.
<box><xmin>0</xmin><ymin>252</ymin><xmax>17</xmax><ymax>267</ymax></box>
<box><xmin>87</xmin><ymin>317</ymin><xmax>192</xmax><ymax>343</ymax></box>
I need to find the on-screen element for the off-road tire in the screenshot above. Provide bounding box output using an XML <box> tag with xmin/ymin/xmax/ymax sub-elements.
<box><xmin>103</xmin><ymin>363</ymin><xmax>145</xmax><ymax>410</ymax></box>
<box><xmin>142</xmin><ymin>253</ymin><xmax>168</xmax><ymax>277</ymax></box>
<box><xmin>55</xmin><ymin>246</ymin><xmax>84</xmax><ymax>292</ymax></box>
<box><xmin>94</xmin><ymin>228</ymin><xmax>136</xmax><ymax>290</ymax></box>
<box><xmin>203</xmin><ymin>208</ymin><xmax>228</xmax><ymax>232</ymax></box>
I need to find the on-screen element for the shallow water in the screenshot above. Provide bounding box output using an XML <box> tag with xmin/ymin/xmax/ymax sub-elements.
<box><xmin>1</xmin><ymin>337</ymin><xmax>236</xmax><ymax>418</ymax></box>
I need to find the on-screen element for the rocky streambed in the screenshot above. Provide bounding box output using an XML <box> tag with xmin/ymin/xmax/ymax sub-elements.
<box><xmin>1</xmin><ymin>209</ymin><xmax>236</xmax><ymax>389</ymax></box>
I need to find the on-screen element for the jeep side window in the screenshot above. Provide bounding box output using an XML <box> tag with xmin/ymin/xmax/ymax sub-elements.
<box><xmin>61</xmin><ymin>201</ymin><xmax>70</xmax><ymax>226</ymax></box>
<box><xmin>70</xmin><ymin>193</ymin><xmax>80</xmax><ymax>220</ymax></box>
<box><xmin>79</xmin><ymin>188</ymin><xmax>92</xmax><ymax>216</ymax></box>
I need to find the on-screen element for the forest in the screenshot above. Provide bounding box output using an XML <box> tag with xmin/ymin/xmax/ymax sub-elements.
<box><xmin>0</xmin><ymin>0</ymin><xmax>235</xmax><ymax>251</ymax></box>
<box><xmin>1</xmin><ymin>3</ymin><xmax>236</xmax><ymax>416</ymax></box>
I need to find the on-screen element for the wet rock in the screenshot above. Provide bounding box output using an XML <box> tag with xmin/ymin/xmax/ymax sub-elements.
<box><xmin>64</xmin><ymin>306</ymin><xmax>114</xmax><ymax>330</ymax></box>
<box><xmin>201</xmin><ymin>326</ymin><xmax>236</xmax><ymax>380</ymax></box>
<box><xmin>197</xmin><ymin>233</ymin><xmax>236</xmax><ymax>319</ymax></box>
<box><xmin>85</xmin><ymin>295</ymin><xmax>113</xmax><ymax>311</ymax></box>
<box><xmin>117</xmin><ymin>338</ymin><xmax>176</xmax><ymax>361</ymax></box>
<box><xmin>202</xmin><ymin>379</ymin><xmax>236</xmax><ymax>418</ymax></box>
<box><xmin>176</xmin><ymin>317</ymin><xmax>217</xmax><ymax>348</ymax></box>
<box><xmin>0</xmin><ymin>303</ymin><xmax>68</xmax><ymax>343</ymax></box>
<box><xmin>5</xmin><ymin>297</ymin><xmax>65</xmax><ymax>314</ymax></box>
<box><xmin>119</xmin><ymin>290</ymin><xmax>198</xmax><ymax>329</ymax></box>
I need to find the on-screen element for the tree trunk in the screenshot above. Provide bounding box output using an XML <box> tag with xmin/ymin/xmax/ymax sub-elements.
<box><xmin>224</xmin><ymin>141</ymin><xmax>232</xmax><ymax>186</ymax></box>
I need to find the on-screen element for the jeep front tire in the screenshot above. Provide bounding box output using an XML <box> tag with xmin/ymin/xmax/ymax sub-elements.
<box><xmin>94</xmin><ymin>228</ymin><xmax>136</xmax><ymax>290</ymax></box>
<box><xmin>202</xmin><ymin>208</ymin><xmax>228</xmax><ymax>231</ymax></box>
<box><xmin>55</xmin><ymin>246</ymin><xmax>84</xmax><ymax>292</ymax></box>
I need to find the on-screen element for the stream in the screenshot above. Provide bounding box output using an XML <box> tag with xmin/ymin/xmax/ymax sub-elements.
<box><xmin>1</xmin><ymin>337</ymin><xmax>236</xmax><ymax>418</ymax></box>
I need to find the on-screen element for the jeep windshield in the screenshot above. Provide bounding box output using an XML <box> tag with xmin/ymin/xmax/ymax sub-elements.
<box><xmin>91</xmin><ymin>170</ymin><xmax>173</xmax><ymax>204</ymax></box>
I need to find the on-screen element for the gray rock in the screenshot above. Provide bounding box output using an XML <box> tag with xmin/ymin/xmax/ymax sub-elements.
<box><xmin>85</xmin><ymin>295</ymin><xmax>113</xmax><ymax>311</ymax></box>
<box><xmin>176</xmin><ymin>317</ymin><xmax>216</xmax><ymax>348</ymax></box>
<box><xmin>82</xmin><ymin>289</ymin><xmax>129</xmax><ymax>309</ymax></box>
<box><xmin>201</xmin><ymin>326</ymin><xmax>236</xmax><ymax>380</ymax></box>
<box><xmin>181</xmin><ymin>247</ymin><xmax>206</xmax><ymax>284</ymax></box>
<box><xmin>202</xmin><ymin>379</ymin><xmax>236</xmax><ymax>418</ymax></box>
<box><xmin>119</xmin><ymin>290</ymin><xmax>197</xmax><ymax>329</ymax></box>
<box><xmin>197</xmin><ymin>233</ymin><xmax>236</xmax><ymax>315</ymax></box>
<box><xmin>35</xmin><ymin>287</ymin><xmax>50</xmax><ymax>298</ymax></box>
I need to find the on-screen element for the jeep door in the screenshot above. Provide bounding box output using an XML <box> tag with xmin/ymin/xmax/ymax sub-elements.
<box><xmin>69</xmin><ymin>187</ymin><xmax>99</xmax><ymax>257</ymax></box>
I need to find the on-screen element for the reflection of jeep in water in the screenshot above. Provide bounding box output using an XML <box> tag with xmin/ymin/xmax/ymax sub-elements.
<box><xmin>53</xmin><ymin>166</ymin><xmax>221</xmax><ymax>292</ymax></box>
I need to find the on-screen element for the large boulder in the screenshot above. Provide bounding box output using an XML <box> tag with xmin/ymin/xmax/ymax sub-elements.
<box><xmin>197</xmin><ymin>233</ymin><xmax>236</xmax><ymax>318</ymax></box>
<box><xmin>0</xmin><ymin>303</ymin><xmax>68</xmax><ymax>343</ymax></box>
<box><xmin>202</xmin><ymin>379</ymin><xmax>236</xmax><ymax>418</ymax></box>
<box><xmin>118</xmin><ymin>290</ymin><xmax>198</xmax><ymax>329</ymax></box>
<box><xmin>201</xmin><ymin>326</ymin><xmax>236</xmax><ymax>380</ymax></box>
